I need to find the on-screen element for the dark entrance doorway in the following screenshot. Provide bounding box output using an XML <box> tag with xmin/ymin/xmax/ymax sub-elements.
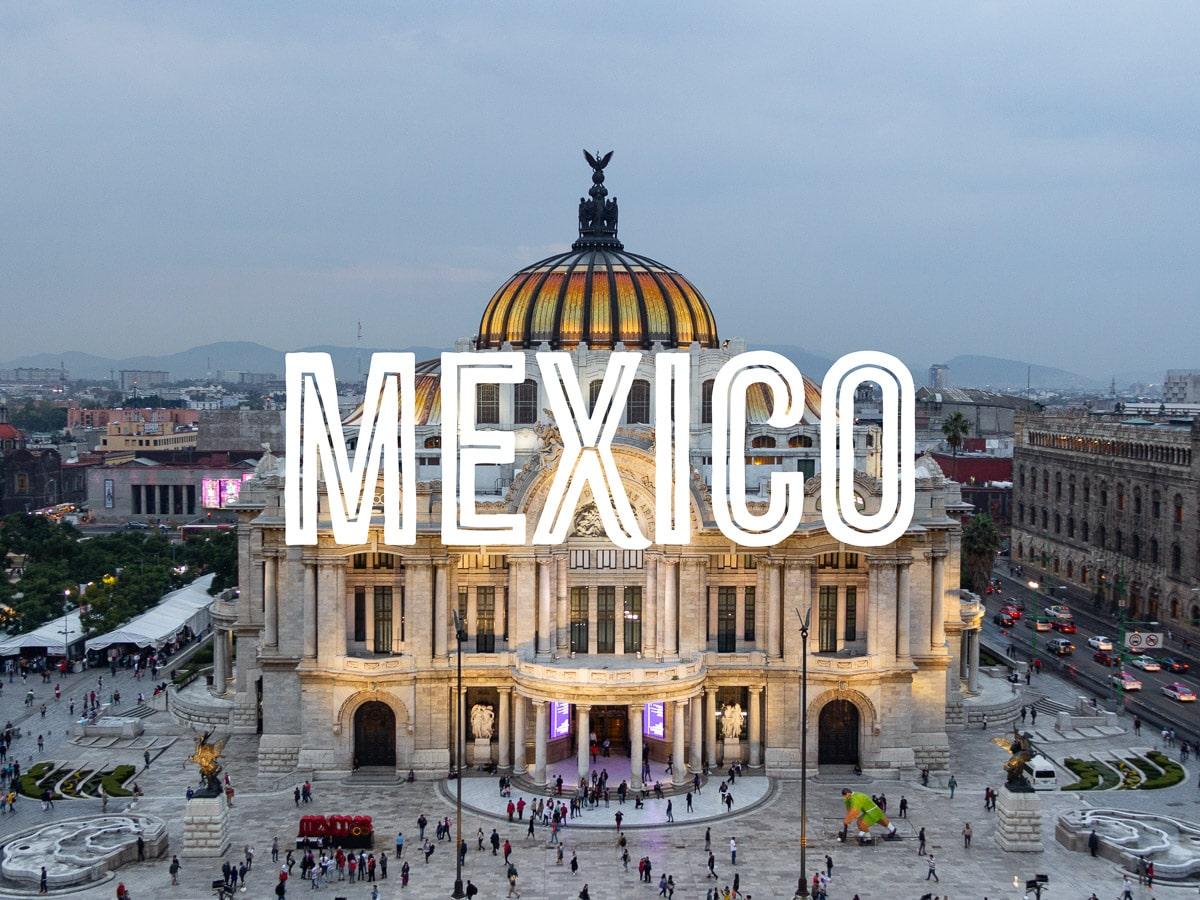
<box><xmin>590</xmin><ymin>706</ymin><xmax>629</xmax><ymax>757</ymax></box>
<box><xmin>818</xmin><ymin>699</ymin><xmax>860</xmax><ymax>765</ymax></box>
<box><xmin>354</xmin><ymin>701</ymin><xmax>396</xmax><ymax>767</ymax></box>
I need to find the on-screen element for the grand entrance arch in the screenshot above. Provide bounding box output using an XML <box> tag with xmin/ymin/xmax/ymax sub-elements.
<box><xmin>354</xmin><ymin>701</ymin><xmax>396</xmax><ymax>767</ymax></box>
<box><xmin>818</xmin><ymin>699</ymin><xmax>860</xmax><ymax>765</ymax></box>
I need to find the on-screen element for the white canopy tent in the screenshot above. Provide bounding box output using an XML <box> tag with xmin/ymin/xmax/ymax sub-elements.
<box><xmin>0</xmin><ymin>611</ymin><xmax>85</xmax><ymax>657</ymax></box>
<box><xmin>85</xmin><ymin>573</ymin><xmax>216</xmax><ymax>652</ymax></box>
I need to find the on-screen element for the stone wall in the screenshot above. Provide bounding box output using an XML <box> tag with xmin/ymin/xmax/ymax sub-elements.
<box><xmin>169</xmin><ymin>685</ymin><xmax>233</xmax><ymax>728</ymax></box>
<box><xmin>182</xmin><ymin>795</ymin><xmax>230</xmax><ymax>858</ymax></box>
<box><xmin>994</xmin><ymin>787</ymin><xmax>1044</xmax><ymax>852</ymax></box>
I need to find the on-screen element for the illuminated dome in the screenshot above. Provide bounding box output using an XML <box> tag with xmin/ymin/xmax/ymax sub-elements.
<box><xmin>476</xmin><ymin>151</ymin><xmax>719</xmax><ymax>351</ymax></box>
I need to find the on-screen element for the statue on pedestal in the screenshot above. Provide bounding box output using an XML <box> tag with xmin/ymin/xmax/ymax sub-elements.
<box><xmin>470</xmin><ymin>704</ymin><xmax>495</xmax><ymax>740</ymax></box>
<box><xmin>188</xmin><ymin>729</ymin><xmax>227</xmax><ymax>797</ymax></box>
<box><xmin>720</xmin><ymin>703</ymin><xmax>743</xmax><ymax>740</ymax></box>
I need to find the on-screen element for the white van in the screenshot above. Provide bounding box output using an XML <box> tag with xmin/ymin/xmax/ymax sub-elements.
<box><xmin>1022</xmin><ymin>754</ymin><xmax>1058</xmax><ymax>791</ymax></box>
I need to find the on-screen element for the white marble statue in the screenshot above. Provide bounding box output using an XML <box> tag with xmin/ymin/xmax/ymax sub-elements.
<box><xmin>721</xmin><ymin>703</ymin><xmax>743</xmax><ymax>740</ymax></box>
<box><xmin>470</xmin><ymin>703</ymin><xmax>495</xmax><ymax>740</ymax></box>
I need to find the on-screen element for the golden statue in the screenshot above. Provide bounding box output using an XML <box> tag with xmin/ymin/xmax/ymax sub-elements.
<box><xmin>1003</xmin><ymin>726</ymin><xmax>1034</xmax><ymax>788</ymax></box>
<box><xmin>189</xmin><ymin>729</ymin><xmax>227</xmax><ymax>795</ymax></box>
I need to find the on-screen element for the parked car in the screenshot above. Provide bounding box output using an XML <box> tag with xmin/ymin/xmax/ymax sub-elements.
<box><xmin>1046</xmin><ymin>638</ymin><xmax>1076</xmax><ymax>656</ymax></box>
<box><xmin>1110</xmin><ymin>671</ymin><xmax>1143</xmax><ymax>692</ymax></box>
<box><xmin>1162</xmin><ymin>681</ymin><xmax>1197</xmax><ymax>702</ymax></box>
<box><xmin>1129</xmin><ymin>655</ymin><xmax>1162</xmax><ymax>672</ymax></box>
<box><xmin>1087</xmin><ymin>636</ymin><xmax>1114</xmax><ymax>651</ymax></box>
<box><xmin>1159</xmin><ymin>657</ymin><xmax>1190</xmax><ymax>674</ymax></box>
<box><xmin>993</xmin><ymin>612</ymin><xmax>1015</xmax><ymax>627</ymax></box>
<box><xmin>1052</xmin><ymin>620</ymin><xmax>1077</xmax><ymax>634</ymax></box>
<box><xmin>1025</xmin><ymin>617</ymin><xmax>1053</xmax><ymax>632</ymax></box>
<box><xmin>1092</xmin><ymin>651</ymin><xmax>1119</xmax><ymax>667</ymax></box>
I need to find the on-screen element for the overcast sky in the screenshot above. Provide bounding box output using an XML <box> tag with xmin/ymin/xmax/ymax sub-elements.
<box><xmin>2</xmin><ymin>3</ymin><xmax>1197</xmax><ymax>377</ymax></box>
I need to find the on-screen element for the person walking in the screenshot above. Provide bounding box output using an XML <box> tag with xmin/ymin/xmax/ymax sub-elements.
<box><xmin>962</xmin><ymin>822</ymin><xmax>972</xmax><ymax>848</ymax></box>
<box><xmin>898</xmin><ymin>796</ymin><xmax>908</xmax><ymax>818</ymax></box>
<box><xmin>706</xmin><ymin>851</ymin><xmax>717</xmax><ymax>879</ymax></box>
<box><xmin>947</xmin><ymin>775</ymin><xmax>957</xmax><ymax>799</ymax></box>
<box><xmin>666</xmin><ymin>799</ymin><xmax>674</xmax><ymax>822</ymax></box>
<box><xmin>729</xmin><ymin>837</ymin><xmax>737</xmax><ymax>866</ymax></box>
<box><xmin>169</xmin><ymin>855</ymin><xmax>181</xmax><ymax>885</ymax></box>
<box><xmin>925</xmin><ymin>853</ymin><xmax>938</xmax><ymax>882</ymax></box>
<box><xmin>917</xmin><ymin>826</ymin><xmax>926</xmax><ymax>855</ymax></box>
<box><xmin>506</xmin><ymin>861</ymin><xmax>520</xmax><ymax>897</ymax></box>
<box><xmin>825</xmin><ymin>853</ymin><xmax>833</xmax><ymax>877</ymax></box>
<box><xmin>704</xmin><ymin>826</ymin><xmax>711</xmax><ymax>852</ymax></box>
<box><xmin>1030</xmin><ymin>706</ymin><xmax>1037</xmax><ymax>725</ymax></box>
<box><xmin>1087</xmin><ymin>829</ymin><xmax>1099</xmax><ymax>857</ymax></box>
<box><xmin>570</xmin><ymin>850</ymin><xmax>579</xmax><ymax>875</ymax></box>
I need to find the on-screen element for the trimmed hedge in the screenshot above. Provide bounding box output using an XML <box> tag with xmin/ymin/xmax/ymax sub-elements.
<box><xmin>1141</xmin><ymin>752</ymin><xmax>1186</xmax><ymax>789</ymax></box>
<box><xmin>1063</xmin><ymin>758</ymin><xmax>1101</xmax><ymax>791</ymax></box>
<box><xmin>100</xmin><ymin>765</ymin><xmax>135</xmax><ymax>797</ymax></box>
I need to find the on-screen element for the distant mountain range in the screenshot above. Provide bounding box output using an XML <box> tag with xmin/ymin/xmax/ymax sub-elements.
<box><xmin>5</xmin><ymin>341</ymin><xmax>1112</xmax><ymax>392</ymax></box>
<box><xmin>2</xmin><ymin>341</ymin><xmax>445</xmax><ymax>382</ymax></box>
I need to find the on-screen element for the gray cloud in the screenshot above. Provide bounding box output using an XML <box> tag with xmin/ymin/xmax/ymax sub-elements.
<box><xmin>1</xmin><ymin>2</ymin><xmax>1197</xmax><ymax>377</ymax></box>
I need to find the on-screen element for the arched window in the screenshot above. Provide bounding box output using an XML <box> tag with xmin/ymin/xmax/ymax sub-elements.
<box><xmin>1068</xmin><ymin>477</ymin><xmax>1076</xmax><ymax>504</ymax></box>
<box><xmin>1083</xmin><ymin>478</ymin><xmax>1090</xmax><ymax>503</ymax></box>
<box><xmin>1152</xmin><ymin>490</ymin><xmax>1161</xmax><ymax>518</ymax></box>
<box><xmin>1171</xmin><ymin>543</ymin><xmax>1182</xmax><ymax>574</ymax></box>
<box><xmin>1133</xmin><ymin>487</ymin><xmax>1142</xmax><ymax>515</ymax></box>
<box><xmin>424</xmin><ymin>435</ymin><xmax>441</xmax><ymax>449</ymax></box>
<box><xmin>1053</xmin><ymin>556</ymin><xmax>1060</xmax><ymax>573</ymax></box>
<box><xmin>513</xmin><ymin>379</ymin><xmax>538</xmax><ymax>424</ymax></box>
<box><xmin>588</xmin><ymin>379</ymin><xmax>603</xmax><ymax>414</ymax></box>
<box><xmin>1192</xmin><ymin>604</ymin><xmax>1200</xmax><ymax>627</ymax></box>
<box><xmin>1019</xmin><ymin>465</ymin><xmax>1026</xmax><ymax>488</ymax></box>
<box><xmin>1042</xmin><ymin>471</ymin><xmax>1049</xmax><ymax>494</ymax></box>
<box><xmin>1080</xmin><ymin>565</ymin><xmax>1089</xmax><ymax>585</ymax></box>
<box><xmin>1041</xmin><ymin>508</ymin><xmax>1048</xmax><ymax>529</ymax></box>
<box><xmin>701</xmin><ymin>379</ymin><xmax>715</xmax><ymax>424</ymax></box>
<box><xmin>1170</xmin><ymin>596</ymin><xmax>1180</xmax><ymax>619</ymax></box>
<box><xmin>475</xmin><ymin>383</ymin><xmax>500</xmax><ymax>425</ymax></box>
<box><xmin>1116</xmin><ymin>483</ymin><xmax>1125</xmax><ymax>511</ymax></box>
<box><xmin>1017</xmin><ymin>542</ymin><xmax>1024</xmax><ymax>560</ymax></box>
<box><xmin>788</xmin><ymin>434</ymin><xmax>813</xmax><ymax>448</ymax></box>
<box><xmin>1054</xmin><ymin>513</ymin><xmax>1061</xmax><ymax>534</ymax></box>
<box><xmin>1150</xmin><ymin>538</ymin><xmax>1159</xmax><ymax>564</ymax></box>
<box><xmin>1131</xmin><ymin>533</ymin><xmax>1141</xmax><ymax>560</ymax></box>
<box><xmin>1097</xmin><ymin>524</ymin><xmax>1107</xmax><ymax>548</ymax></box>
<box><xmin>1081</xmin><ymin>520</ymin><xmax>1089</xmax><ymax>542</ymax></box>
<box><xmin>1174</xmin><ymin>493</ymin><xmax>1184</xmax><ymax>524</ymax></box>
<box><xmin>1066</xmin><ymin>560</ymin><xmax>1074</xmax><ymax>578</ymax></box>
<box><xmin>1055</xmin><ymin>473</ymin><xmax>1062</xmax><ymax>500</ymax></box>
<box><xmin>626</xmin><ymin>379</ymin><xmax>650</xmax><ymax>424</ymax></box>
<box><xmin>1067</xmin><ymin>516</ymin><xmax>1075</xmax><ymax>538</ymax></box>
<box><xmin>1115</xmin><ymin>530</ymin><xmax>1123</xmax><ymax>553</ymax></box>
<box><xmin>1099</xmin><ymin>484</ymin><xmax>1108</xmax><ymax>507</ymax></box>
<box><xmin>751</xmin><ymin>435</ymin><xmax>777</xmax><ymax>448</ymax></box>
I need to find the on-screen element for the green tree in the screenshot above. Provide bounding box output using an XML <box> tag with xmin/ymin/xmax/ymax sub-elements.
<box><xmin>941</xmin><ymin>411</ymin><xmax>971</xmax><ymax>480</ymax></box>
<box><xmin>961</xmin><ymin>513</ymin><xmax>1001</xmax><ymax>594</ymax></box>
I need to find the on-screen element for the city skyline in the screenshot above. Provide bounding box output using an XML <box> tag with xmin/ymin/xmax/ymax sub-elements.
<box><xmin>3</xmin><ymin>4</ymin><xmax>1199</xmax><ymax>375</ymax></box>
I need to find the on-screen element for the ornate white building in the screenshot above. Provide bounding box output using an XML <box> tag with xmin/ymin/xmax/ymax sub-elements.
<box><xmin>216</xmin><ymin>157</ymin><xmax>983</xmax><ymax>783</ymax></box>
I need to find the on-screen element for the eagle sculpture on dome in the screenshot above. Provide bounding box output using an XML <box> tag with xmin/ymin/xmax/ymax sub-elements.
<box><xmin>583</xmin><ymin>149</ymin><xmax>613</xmax><ymax>171</ymax></box>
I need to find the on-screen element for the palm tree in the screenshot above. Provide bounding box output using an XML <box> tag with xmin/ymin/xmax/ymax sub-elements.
<box><xmin>961</xmin><ymin>513</ymin><xmax>1001</xmax><ymax>593</ymax></box>
<box><xmin>941</xmin><ymin>412</ymin><xmax>971</xmax><ymax>481</ymax></box>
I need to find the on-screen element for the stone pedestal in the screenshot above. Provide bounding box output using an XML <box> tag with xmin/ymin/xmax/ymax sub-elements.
<box><xmin>472</xmin><ymin>737</ymin><xmax>493</xmax><ymax>766</ymax></box>
<box><xmin>722</xmin><ymin>737</ymin><xmax>742</xmax><ymax>765</ymax></box>
<box><xmin>182</xmin><ymin>795</ymin><xmax>230</xmax><ymax>858</ymax></box>
<box><xmin>994</xmin><ymin>787</ymin><xmax>1043</xmax><ymax>852</ymax></box>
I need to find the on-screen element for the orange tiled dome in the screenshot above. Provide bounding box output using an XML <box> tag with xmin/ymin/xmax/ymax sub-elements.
<box><xmin>476</xmin><ymin>248</ymin><xmax>720</xmax><ymax>351</ymax></box>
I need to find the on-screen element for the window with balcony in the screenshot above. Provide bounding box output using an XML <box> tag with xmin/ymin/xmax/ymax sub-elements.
<box><xmin>596</xmin><ymin>586</ymin><xmax>616</xmax><ymax>653</ymax></box>
<box><xmin>570</xmin><ymin>587</ymin><xmax>589</xmax><ymax>653</ymax></box>
<box><xmin>373</xmin><ymin>586</ymin><xmax>393</xmax><ymax>653</ymax></box>
<box><xmin>717</xmin><ymin>586</ymin><xmax>737</xmax><ymax>652</ymax></box>
<box><xmin>476</xmin><ymin>586</ymin><xmax>495</xmax><ymax>653</ymax></box>
<box><xmin>514</xmin><ymin>379</ymin><xmax>538</xmax><ymax>424</ymax></box>
<box><xmin>623</xmin><ymin>586</ymin><xmax>642</xmax><ymax>653</ymax></box>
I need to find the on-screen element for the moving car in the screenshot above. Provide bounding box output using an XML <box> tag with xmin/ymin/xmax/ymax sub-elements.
<box><xmin>1087</xmin><ymin>636</ymin><xmax>1114</xmax><ymax>651</ymax></box>
<box><xmin>1052</xmin><ymin>620</ymin><xmax>1077</xmax><ymax>634</ymax></box>
<box><xmin>1046</xmin><ymin>638</ymin><xmax>1075</xmax><ymax>656</ymax></box>
<box><xmin>1159</xmin><ymin>657</ymin><xmax>1190</xmax><ymax>674</ymax></box>
<box><xmin>1000</xmin><ymin>604</ymin><xmax>1023</xmax><ymax>621</ymax></box>
<box><xmin>1110</xmin><ymin>671</ymin><xmax>1143</xmax><ymax>692</ymax></box>
<box><xmin>1162</xmin><ymin>682</ymin><xmax>1197</xmax><ymax>702</ymax></box>
<box><xmin>1129</xmin><ymin>655</ymin><xmax>1162</xmax><ymax>672</ymax></box>
<box><xmin>992</xmin><ymin>612</ymin><xmax>1015</xmax><ymax>627</ymax></box>
<box><xmin>1025</xmin><ymin>617</ymin><xmax>1053</xmax><ymax>632</ymax></box>
<box><xmin>1092</xmin><ymin>651</ymin><xmax>1119</xmax><ymax>667</ymax></box>
<box><xmin>1045</xmin><ymin>605</ymin><xmax>1072</xmax><ymax>621</ymax></box>
<box><xmin>1022</xmin><ymin>754</ymin><xmax>1059</xmax><ymax>791</ymax></box>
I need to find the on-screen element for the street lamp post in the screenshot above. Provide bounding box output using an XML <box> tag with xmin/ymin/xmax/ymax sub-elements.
<box><xmin>451</xmin><ymin>609</ymin><xmax>467</xmax><ymax>899</ymax></box>
<box><xmin>794</xmin><ymin>606</ymin><xmax>812</xmax><ymax>898</ymax></box>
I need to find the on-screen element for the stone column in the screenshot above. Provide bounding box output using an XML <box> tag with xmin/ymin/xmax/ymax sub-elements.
<box><xmin>930</xmin><ymin>550</ymin><xmax>947</xmax><ymax>650</ymax></box>
<box><xmin>766</xmin><ymin>561</ymin><xmax>781</xmax><ymax>658</ymax></box>
<box><xmin>512</xmin><ymin>694</ymin><xmax>527</xmax><ymax>774</ymax></box>
<box><xmin>663</xmin><ymin>559</ymin><xmax>678</xmax><ymax>657</ymax></box>
<box><xmin>555</xmin><ymin>555</ymin><xmax>569</xmax><ymax>656</ymax></box>
<box><xmin>868</xmin><ymin>558</ymin><xmax>897</xmax><ymax>667</ymax></box>
<box><xmin>689</xmin><ymin>695</ymin><xmax>703</xmax><ymax>773</ymax></box>
<box><xmin>213</xmin><ymin>627</ymin><xmax>227</xmax><ymax>694</ymax></box>
<box><xmin>498</xmin><ymin>688</ymin><xmax>511</xmax><ymax>770</ymax></box>
<box><xmin>537</xmin><ymin>559</ymin><xmax>553</xmax><ymax>656</ymax></box>
<box><xmin>302</xmin><ymin>562</ymin><xmax>317</xmax><ymax>659</ymax></box>
<box><xmin>968</xmin><ymin>630</ymin><xmax>981</xmax><ymax>693</ymax></box>
<box><xmin>577</xmin><ymin>704</ymin><xmax>591</xmax><ymax>780</ymax></box>
<box><xmin>644</xmin><ymin>555</ymin><xmax>658</xmax><ymax>658</ymax></box>
<box><xmin>316</xmin><ymin>561</ymin><xmax>344</xmax><ymax>661</ymax></box>
<box><xmin>433</xmin><ymin>561</ymin><xmax>448</xmax><ymax>659</ymax></box>
<box><xmin>533</xmin><ymin>700</ymin><xmax>548</xmax><ymax>785</ymax></box>
<box><xmin>748</xmin><ymin>686</ymin><xmax>762</xmax><ymax>767</ymax></box>
<box><xmin>263</xmin><ymin>555</ymin><xmax>278</xmax><ymax>648</ymax></box>
<box><xmin>628</xmin><ymin>703</ymin><xmax>644</xmax><ymax>789</ymax></box>
<box><xmin>897</xmin><ymin>558</ymin><xmax>912</xmax><ymax>664</ymax></box>
<box><xmin>672</xmin><ymin>700</ymin><xmax>686</xmax><ymax>784</ymax></box>
<box><xmin>705</xmin><ymin>688</ymin><xmax>718</xmax><ymax>769</ymax></box>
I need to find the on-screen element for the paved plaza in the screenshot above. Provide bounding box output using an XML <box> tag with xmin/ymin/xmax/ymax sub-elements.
<box><xmin>0</xmin><ymin>660</ymin><xmax>1197</xmax><ymax>898</ymax></box>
